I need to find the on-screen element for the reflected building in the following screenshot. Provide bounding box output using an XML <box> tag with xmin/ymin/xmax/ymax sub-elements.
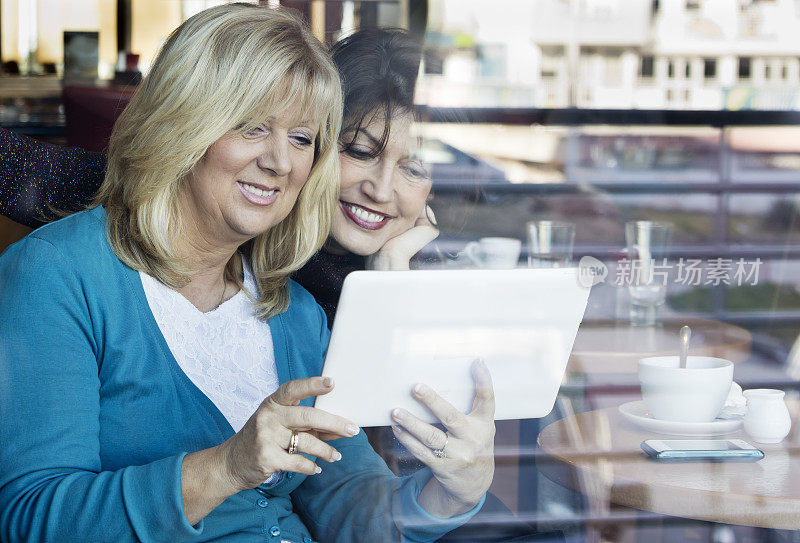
<box><xmin>419</xmin><ymin>0</ymin><xmax>800</xmax><ymax>110</ymax></box>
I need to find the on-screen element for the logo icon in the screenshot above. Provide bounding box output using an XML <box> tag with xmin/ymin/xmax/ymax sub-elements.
<box><xmin>577</xmin><ymin>256</ymin><xmax>608</xmax><ymax>288</ymax></box>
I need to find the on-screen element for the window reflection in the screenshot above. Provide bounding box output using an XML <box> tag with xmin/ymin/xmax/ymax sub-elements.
<box><xmin>4</xmin><ymin>0</ymin><xmax>800</xmax><ymax>541</ymax></box>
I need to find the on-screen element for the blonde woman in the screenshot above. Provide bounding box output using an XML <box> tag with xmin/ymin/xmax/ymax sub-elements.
<box><xmin>0</xmin><ymin>5</ymin><xmax>494</xmax><ymax>542</ymax></box>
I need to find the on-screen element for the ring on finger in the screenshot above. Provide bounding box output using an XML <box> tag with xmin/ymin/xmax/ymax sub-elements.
<box><xmin>287</xmin><ymin>430</ymin><xmax>300</xmax><ymax>455</ymax></box>
<box><xmin>431</xmin><ymin>434</ymin><xmax>448</xmax><ymax>459</ymax></box>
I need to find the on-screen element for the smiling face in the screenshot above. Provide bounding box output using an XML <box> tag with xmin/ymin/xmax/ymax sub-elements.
<box><xmin>179</xmin><ymin>107</ymin><xmax>319</xmax><ymax>251</ymax></box>
<box><xmin>331</xmin><ymin>110</ymin><xmax>432</xmax><ymax>256</ymax></box>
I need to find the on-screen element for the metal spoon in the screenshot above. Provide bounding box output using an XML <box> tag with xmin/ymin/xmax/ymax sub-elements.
<box><xmin>679</xmin><ymin>325</ymin><xmax>692</xmax><ymax>369</ymax></box>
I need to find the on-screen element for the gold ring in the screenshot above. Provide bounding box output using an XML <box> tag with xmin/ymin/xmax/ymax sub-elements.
<box><xmin>432</xmin><ymin>434</ymin><xmax>448</xmax><ymax>459</ymax></box>
<box><xmin>288</xmin><ymin>430</ymin><xmax>300</xmax><ymax>455</ymax></box>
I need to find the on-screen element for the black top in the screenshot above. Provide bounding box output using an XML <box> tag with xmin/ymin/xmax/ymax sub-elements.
<box><xmin>292</xmin><ymin>249</ymin><xmax>366</xmax><ymax>328</ymax></box>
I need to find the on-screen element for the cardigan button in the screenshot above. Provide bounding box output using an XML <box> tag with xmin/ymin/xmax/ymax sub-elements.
<box><xmin>257</xmin><ymin>497</ymin><xmax>269</xmax><ymax>508</ymax></box>
<box><xmin>270</xmin><ymin>525</ymin><xmax>281</xmax><ymax>537</ymax></box>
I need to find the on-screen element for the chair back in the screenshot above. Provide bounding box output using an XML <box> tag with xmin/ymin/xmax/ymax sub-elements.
<box><xmin>0</xmin><ymin>215</ymin><xmax>32</xmax><ymax>254</ymax></box>
<box><xmin>63</xmin><ymin>85</ymin><xmax>135</xmax><ymax>152</ymax></box>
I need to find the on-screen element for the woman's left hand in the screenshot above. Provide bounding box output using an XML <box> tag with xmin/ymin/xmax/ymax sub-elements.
<box><xmin>391</xmin><ymin>359</ymin><xmax>495</xmax><ymax>518</ymax></box>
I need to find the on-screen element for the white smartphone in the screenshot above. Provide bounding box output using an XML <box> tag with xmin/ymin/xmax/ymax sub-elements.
<box><xmin>641</xmin><ymin>439</ymin><xmax>764</xmax><ymax>461</ymax></box>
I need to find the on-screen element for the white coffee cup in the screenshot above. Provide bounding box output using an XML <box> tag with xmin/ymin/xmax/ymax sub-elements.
<box><xmin>638</xmin><ymin>356</ymin><xmax>734</xmax><ymax>423</ymax></box>
<box><xmin>464</xmin><ymin>237</ymin><xmax>521</xmax><ymax>269</ymax></box>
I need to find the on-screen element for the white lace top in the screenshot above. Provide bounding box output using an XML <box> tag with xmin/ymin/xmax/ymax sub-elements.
<box><xmin>140</xmin><ymin>261</ymin><xmax>280</xmax><ymax>433</ymax></box>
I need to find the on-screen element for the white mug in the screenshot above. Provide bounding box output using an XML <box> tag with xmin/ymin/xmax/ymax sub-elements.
<box><xmin>638</xmin><ymin>356</ymin><xmax>733</xmax><ymax>423</ymax></box>
<box><xmin>464</xmin><ymin>237</ymin><xmax>521</xmax><ymax>269</ymax></box>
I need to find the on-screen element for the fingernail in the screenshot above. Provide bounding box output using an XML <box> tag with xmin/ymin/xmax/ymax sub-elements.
<box><xmin>323</xmin><ymin>377</ymin><xmax>333</xmax><ymax>388</ymax></box>
<box><xmin>392</xmin><ymin>408</ymin><xmax>407</xmax><ymax>421</ymax></box>
<box><xmin>332</xmin><ymin>451</ymin><xmax>342</xmax><ymax>462</ymax></box>
<box><xmin>392</xmin><ymin>424</ymin><xmax>403</xmax><ymax>434</ymax></box>
<box><xmin>413</xmin><ymin>384</ymin><xmax>425</xmax><ymax>396</ymax></box>
<box><xmin>315</xmin><ymin>466</ymin><xmax>322</xmax><ymax>474</ymax></box>
<box><xmin>346</xmin><ymin>424</ymin><xmax>359</xmax><ymax>436</ymax></box>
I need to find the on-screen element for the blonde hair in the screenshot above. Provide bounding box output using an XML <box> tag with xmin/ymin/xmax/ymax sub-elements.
<box><xmin>95</xmin><ymin>3</ymin><xmax>342</xmax><ymax>319</ymax></box>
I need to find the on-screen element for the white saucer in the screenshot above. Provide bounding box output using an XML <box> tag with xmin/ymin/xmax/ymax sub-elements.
<box><xmin>618</xmin><ymin>401</ymin><xmax>742</xmax><ymax>436</ymax></box>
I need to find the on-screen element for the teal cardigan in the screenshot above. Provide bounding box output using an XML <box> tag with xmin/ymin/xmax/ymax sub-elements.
<box><xmin>0</xmin><ymin>207</ymin><xmax>482</xmax><ymax>542</ymax></box>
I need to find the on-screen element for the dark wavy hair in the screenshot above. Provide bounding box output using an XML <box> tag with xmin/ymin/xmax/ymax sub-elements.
<box><xmin>331</xmin><ymin>27</ymin><xmax>422</xmax><ymax>158</ymax></box>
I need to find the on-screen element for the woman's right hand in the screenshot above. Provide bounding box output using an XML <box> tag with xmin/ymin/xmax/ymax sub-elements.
<box><xmin>218</xmin><ymin>376</ymin><xmax>360</xmax><ymax>492</ymax></box>
<box><xmin>368</xmin><ymin>205</ymin><xmax>439</xmax><ymax>271</ymax></box>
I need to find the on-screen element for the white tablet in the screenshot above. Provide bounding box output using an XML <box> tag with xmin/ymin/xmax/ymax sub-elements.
<box><xmin>314</xmin><ymin>268</ymin><xmax>590</xmax><ymax>427</ymax></box>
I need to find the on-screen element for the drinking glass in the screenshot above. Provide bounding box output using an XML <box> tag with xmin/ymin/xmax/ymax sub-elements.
<box><xmin>625</xmin><ymin>221</ymin><xmax>671</xmax><ymax>326</ymax></box>
<box><xmin>527</xmin><ymin>221</ymin><xmax>575</xmax><ymax>268</ymax></box>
